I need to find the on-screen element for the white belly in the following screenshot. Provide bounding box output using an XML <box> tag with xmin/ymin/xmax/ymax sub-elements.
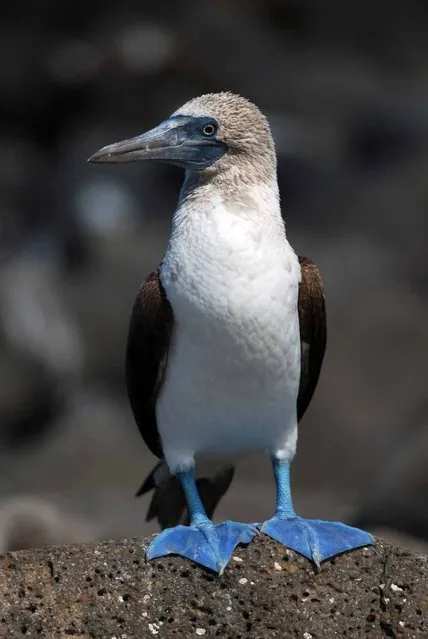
<box><xmin>156</xmin><ymin>195</ymin><xmax>301</xmax><ymax>473</ymax></box>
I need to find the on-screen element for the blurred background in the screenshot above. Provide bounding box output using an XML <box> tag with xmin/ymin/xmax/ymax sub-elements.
<box><xmin>0</xmin><ymin>0</ymin><xmax>427</xmax><ymax>555</ymax></box>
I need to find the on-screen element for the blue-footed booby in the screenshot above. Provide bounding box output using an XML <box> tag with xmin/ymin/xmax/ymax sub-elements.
<box><xmin>89</xmin><ymin>92</ymin><xmax>373</xmax><ymax>573</ymax></box>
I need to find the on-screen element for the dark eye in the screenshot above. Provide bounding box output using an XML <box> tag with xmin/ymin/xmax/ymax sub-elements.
<box><xmin>202</xmin><ymin>123</ymin><xmax>216</xmax><ymax>137</ymax></box>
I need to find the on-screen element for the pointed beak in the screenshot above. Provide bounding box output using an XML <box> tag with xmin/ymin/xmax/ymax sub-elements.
<box><xmin>88</xmin><ymin>116</ymin><xmax>228</xmax><ymax>170</ymax></box>
<box><xmin>87</xmin><ymin>118</ymin><xmax>186</xmax><ymax>164</ymax></box>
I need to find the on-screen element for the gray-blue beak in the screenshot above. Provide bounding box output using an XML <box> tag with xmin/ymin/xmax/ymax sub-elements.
<box><xmin>88</xmin><ymin>116</ymin><xmax>228</xmax><ymax>170</ymax></box>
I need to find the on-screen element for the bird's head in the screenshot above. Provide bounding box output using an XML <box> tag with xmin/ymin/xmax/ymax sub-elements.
<box><xmin>88</xmin><ymin>93</ymin><xmax>276</xmax><ymax>182</ymax></box>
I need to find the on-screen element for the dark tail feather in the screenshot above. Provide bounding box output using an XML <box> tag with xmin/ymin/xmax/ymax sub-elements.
<box><xmin>135</xmin><ymin>462</ymin><xmax>160</xmax><ymax>497</ymax></box>
<box><xmin>136</xmin><ymin>464</ymin><xmax>235</xmax><ymax>530</ymax></box>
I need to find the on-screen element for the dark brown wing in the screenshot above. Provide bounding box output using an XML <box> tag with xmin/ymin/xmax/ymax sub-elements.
<box><xmin>297</xmin><ymin>256</ymin><xmax>327</xmax><ymax>422</ymax></box>
<box><xmin>126</xmin><ymin>271</ymin><xmax>173</xmax><ymax>458</ymax></box>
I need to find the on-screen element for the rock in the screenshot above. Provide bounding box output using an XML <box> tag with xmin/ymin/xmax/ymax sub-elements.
<box><xmin>0</xmin><ymin>535</ymin><xmax>426</xmax><ymax>638</ymax></box>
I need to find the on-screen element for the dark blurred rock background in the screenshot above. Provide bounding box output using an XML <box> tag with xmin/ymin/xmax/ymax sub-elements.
<box><xmin>0</xmin><ymin>0</ymin><xmax>427</xmax><ymax>553</ymax></box>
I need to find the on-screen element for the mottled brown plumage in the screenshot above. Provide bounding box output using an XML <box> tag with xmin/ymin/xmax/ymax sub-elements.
<box><xmin>173</xmin><ymin>92</ymin><xmax>277</xmax><ymax>187</ymax></box>
<box><xmin>128</xmin><ymin>256</ymin><xmax>326</xmax><ymax>528</ymax></box>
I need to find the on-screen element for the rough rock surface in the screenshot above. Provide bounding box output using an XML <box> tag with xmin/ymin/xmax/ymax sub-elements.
<box><xmin>0</xmin><ymin>535</ymin><xmax>426</xmax><ymax>638</ymax></box>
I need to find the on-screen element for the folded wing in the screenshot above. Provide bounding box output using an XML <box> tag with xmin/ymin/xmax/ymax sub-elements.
<box><xmin>126</xmin><ymin>270</ymin><xmax>173</xmax><ymax>459</ymax></box>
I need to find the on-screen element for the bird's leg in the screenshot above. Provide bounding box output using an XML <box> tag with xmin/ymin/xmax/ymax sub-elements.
<box><xmin>179</xmin><ymin>469</ymin><xmax>212</xmax><ymax>526</ymax></box>
<box><xmin>146</xmin><ymin>467</ymin><xmax>257</xmax><ymax>574</ymax></box>
<box><xmin>259</xmin><ymin>458</ymin><xmax>374</xmax><ymax>567</ymax></box>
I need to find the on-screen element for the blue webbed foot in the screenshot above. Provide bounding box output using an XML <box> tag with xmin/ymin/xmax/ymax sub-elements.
<box><xmin>147</xmin><ymin>520</ymin><xmax>258</xmax><ymax>574</ymax></box>
<box><xmin>260</xmin><ymin>516</ymin><xmax>374</xmax><ymax>566</ymax></box>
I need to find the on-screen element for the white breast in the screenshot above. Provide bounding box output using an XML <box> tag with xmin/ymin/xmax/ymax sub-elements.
<box><xmin>156</xmin><ymin>188</ymin><xmax>302</xmax><ymax>474</ymax></box>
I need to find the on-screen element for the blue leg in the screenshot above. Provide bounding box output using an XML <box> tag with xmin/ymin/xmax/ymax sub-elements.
<box><xmin>146</xmin><ymin>468</ymin><xmax>257</xmax><ymax>574</ymax></box>
<box><xmin>259</xmin><ymin>459</ymin><xmax>374</xmax><ymax>566</ymax></box>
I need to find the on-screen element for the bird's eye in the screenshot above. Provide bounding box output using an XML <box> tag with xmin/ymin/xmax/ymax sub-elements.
<box><xmin>202</xmin><ymin>123</ymin><xmax>216</xmax><ymax>137</ymax></box>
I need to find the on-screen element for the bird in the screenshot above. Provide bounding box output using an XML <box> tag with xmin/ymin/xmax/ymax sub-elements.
<box><xmin>88</xmin><ymin>92</ymin><xmax>373</xmax><ymax>573</ymax></box>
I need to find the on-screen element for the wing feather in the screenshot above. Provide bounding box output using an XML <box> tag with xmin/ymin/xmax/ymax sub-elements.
<box><xmin>297</xmin><ymin>256</ymin><xmax>327</xmax><ymax>421</ymax></box>
<box><xmin>125</xmin><ymin>271</ymin><xmax>173</xmax><ymax>458</ymax></box>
